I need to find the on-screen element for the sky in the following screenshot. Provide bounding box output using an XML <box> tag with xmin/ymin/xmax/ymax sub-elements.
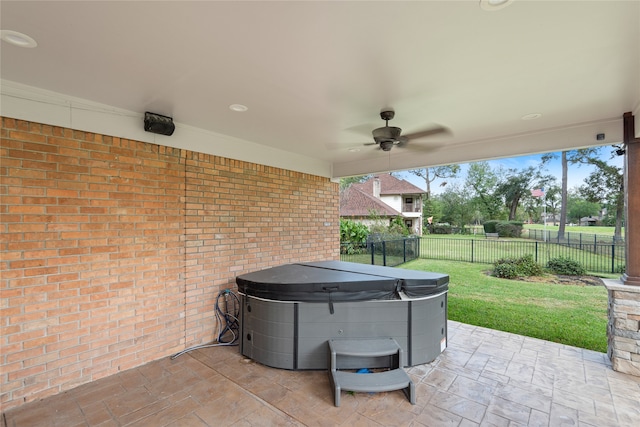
<box><xmin>396</xmin><ymin>145</ymin><xmax>625</xmax><ymax>196</ymax></box>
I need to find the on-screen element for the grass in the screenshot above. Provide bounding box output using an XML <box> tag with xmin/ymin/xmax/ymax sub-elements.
<box><xmin>399</xmin><ymin>259</ymin><xmax>609</xmax><ymax>353</ymax></box>
<box><xmin>524</xmin><ymin>224</ymin><xmax>624</xmax><ymax>235</ymax></box>
<box><xmin>442</xmin><ymin>224</ymin><xmax>623</xmax><ymax>240</ymax></box>
<box><xmin>418</xmin><ymin>237</ymin><xmax>624</xmax><ymax>275</ymax></box>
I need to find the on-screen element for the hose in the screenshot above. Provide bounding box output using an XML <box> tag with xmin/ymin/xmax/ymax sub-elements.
<box><xmin>171</xmin><ymin>289</ymin><xmax>240</xmax><ymax>359</ymax></box>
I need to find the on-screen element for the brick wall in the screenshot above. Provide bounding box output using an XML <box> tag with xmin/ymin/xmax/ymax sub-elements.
<box><xmin>0</xmin><ymin>117</ymin><xmax>340</xmax><ymax>410</ymax></box>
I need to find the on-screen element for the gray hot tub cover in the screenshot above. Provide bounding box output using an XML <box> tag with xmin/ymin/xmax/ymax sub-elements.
<box><xmin>235</xmin><ymin>260</ymin><xmax>448</xmax><ymax>302</ymax></box>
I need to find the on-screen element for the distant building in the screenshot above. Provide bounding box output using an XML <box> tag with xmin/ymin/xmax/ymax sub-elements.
<box><xmin>340</xmin><ymin>174</ymin><xmax>426</xmax><ymax>235</ymax></box>
<box><xmin>580</xmin><ymin>216</ymin><xmax>599</xmax><ymax>226</ymax></box>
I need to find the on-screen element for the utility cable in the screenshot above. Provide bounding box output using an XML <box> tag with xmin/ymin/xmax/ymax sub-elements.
<box><xmin>171</xmin><ymin>289</ymin><xmax>240</xmax><ymax>359</ymax></box>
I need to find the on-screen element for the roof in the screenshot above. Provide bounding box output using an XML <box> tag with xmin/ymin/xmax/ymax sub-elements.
<box><xmin>340</xmin><ymin>185</ymin><xmax>400</xmax><ymax>218</ymax></box>
<box><xmin>355</xmin><ymin>174</ymin><xmax>426</xmax><ymax>196</ymax></box>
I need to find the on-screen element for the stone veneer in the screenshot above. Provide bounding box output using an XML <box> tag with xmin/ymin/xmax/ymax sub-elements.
<box><xmin>604</xmin><ymin>279</ymin><xmax>640</xmax><ymax>377</ymax></box>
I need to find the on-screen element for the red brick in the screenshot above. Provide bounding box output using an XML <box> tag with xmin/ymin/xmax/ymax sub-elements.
<box><xmin>8</xmin><ymin>205</ymin><xmax>45</xmax><ymax>214</ymax></box>
<box><xmin>7</xmin><ymin>131</ymin><xmax>47</xmax><ymax>144</ymax></box>
<box><xmin>6</xmin><ymin>346</ymin><xmax>45</xmax><ymax>364</ymax></box>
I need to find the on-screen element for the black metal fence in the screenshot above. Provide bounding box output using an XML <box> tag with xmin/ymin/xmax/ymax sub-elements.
<box><xmin>418</xmin><ymin>237</ymin><xmax>625</xmax><ymax>274</ymax></box>
<box><xmin>340</xmin><ymin>233</ymin><xmax>625</xmax><ymax>274</ymax></box>
<box><xmin>524</xmin><ymin>228</ymin><xmax>624</xmax><ymax>245</ymax></box>
<box><xmin>339</xmin><ymin>237</ymin><xmax>421</xmax><ymax>267</ymax></box>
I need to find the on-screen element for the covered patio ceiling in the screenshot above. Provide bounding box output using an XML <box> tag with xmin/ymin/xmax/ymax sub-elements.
<box><xmin>1</xmin><ymin>0</ymin><xmax>639</xmax><ymax>179</ymax></box>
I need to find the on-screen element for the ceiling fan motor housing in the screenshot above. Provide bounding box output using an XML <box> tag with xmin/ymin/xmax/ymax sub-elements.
<box><xmin>373</xmin><ymin>126</ymin><xmax>402</xmax><ymax>143</ymax></box>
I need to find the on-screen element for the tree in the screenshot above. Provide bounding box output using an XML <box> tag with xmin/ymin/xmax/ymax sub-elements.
<box><xmin>579</xmin><ymin>158</ymin><xmax>624</xmax><ymax>240</ymax></box>
<box><xmin>495</xmin><ymin>166</ymin><xmax>552</xmax><ymax>221</ymax></box>
<box><xmin>436</xmin><ymin>184</ymin><xmax>474</xmax><ymax>230</ymax></box>
<box><xmin>559</xmin><ymin>151</ymin><xmax>568</xmax><ymax>236</ymax></box>
<box><xmin>464</xmin><ymin>162</ymin><xmax>503</xmax><ymax>220</ymax></box>
<box><xmin>521</xmin><ymin>181</ymin><xmax>559</xmax><ymax>224</ymax></box>
<box><xmin>406</xmin><ymin>165</ymin><xmax>460</xmax><ymax>198</ymax></box>
<box><xmin>544</xmin><ymin>184</ymin><xmax>561</xmax><ymax>225</ymax></box>
<box><xmin>339</xmin><ymin>175</ymin><xmax>370</xmax><ymax>190</ymax></box>
<box><xmin>567</xmin><ymin>147</ymin><xmax>624</xmax><ymax>240</ymax></box>
<box><xmin>558</xmin><ymin>148</ymin><xmax>597</xmax><ymax>240</ymax></box>
<box><xmin>566</xmin><ymin>192</ymin><xmax>601</xmax><ymax>223</ymax></box>
<box><xmin>541</xmin><ymin>148</ymin><xmax>599</xmax><ymax>240</ymax></box>
<box><xmin>496</xmin><ymin>169</ymin><xmax>530</xmax><ymax>221</ymax></box>
<box><xmin>422</xmin><ymin>196</ymin><xmax>445</xmax><ymax>232</ymax></box>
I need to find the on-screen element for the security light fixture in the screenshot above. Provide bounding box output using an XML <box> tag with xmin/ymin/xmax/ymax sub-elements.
<box><xmin>144</xmin><ymin>112</ymin><xmax>175</xmax><ymax>136</ymax></box>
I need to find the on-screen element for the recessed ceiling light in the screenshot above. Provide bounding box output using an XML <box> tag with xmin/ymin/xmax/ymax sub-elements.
<box><xmin>521</xmin><ymin>113</ymin><xmax>542</xmax><ymax>120</ymax></box>
<box><xmin>479</xmin><ymin>0</ymin><xmax>514</xmax><ymax>11</ymax></box>
<box><xmin>348</xmin><ymin>147</ymin><xmax>361</xmax><ymax>153</ymax></box>
<box><xmin>1</xmin><ymin>30</ymin><xmax>37</xmax><ymax>48</ymax></box>
<box><xmin>229</xmin><ymin>104</ymin><xmax>248</xmax><ymax>112</ymax></box>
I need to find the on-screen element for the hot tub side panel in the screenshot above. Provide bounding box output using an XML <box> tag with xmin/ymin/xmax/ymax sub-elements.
<box><xmin>241</xmin><ymin>295</ymin><xmax>296</xmax><ymax>370</ymax></box>
<box><xmin>408</xmin><ymin>293</ymin><xmax>448</xmax><ymax>366</ymax></box>
<box><xmin>296</xmin><ymin>301</ymin><xmax>410</xmax><ymax>370</ymax></box>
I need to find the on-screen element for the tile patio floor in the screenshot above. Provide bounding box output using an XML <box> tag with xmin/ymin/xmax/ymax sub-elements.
<box><xmin>3</xmin><ymin>321</ymin><xmax>640</xmax><ymax>427</ymax></box>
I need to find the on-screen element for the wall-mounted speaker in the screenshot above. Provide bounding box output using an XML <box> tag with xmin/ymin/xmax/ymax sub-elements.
<box><xmin>144</xmin><ymin>112</ymin><xmax>175</xmax><ymax>136</ymax></box>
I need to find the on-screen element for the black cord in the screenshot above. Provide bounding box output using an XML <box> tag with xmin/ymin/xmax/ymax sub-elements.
<box><xmin>171</xmin><ymin>289</ymin><xmax>240</xmax><ymax>359</ymax></box>
<box><xmin>215</xmin><ymin>289</ymin><xmax>240</xmax><ymax>344</ymax></box>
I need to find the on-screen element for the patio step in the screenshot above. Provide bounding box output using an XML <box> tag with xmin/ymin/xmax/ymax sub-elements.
<box><xmin>328</xmin><ymin>338</ymin><xmax>415</xmax><ymax>407</ymax></box>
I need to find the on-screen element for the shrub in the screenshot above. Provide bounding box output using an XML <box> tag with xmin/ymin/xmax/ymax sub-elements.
<box><xmin>340</xmin><ymin>219</ymin><xmax>369</xmax><ymax>244</ymax></box>
<box><xmin>483</xmin><ymin>220</ymin><xmax>499</xmax><ymax>234</ymax></box>
<box><xmin>493</xmin><ymin>255</ymin><xmax>543</xmax><ymax>279</ymax></box>
<box><xmin>615</xmin><ymin>264</ymin><xmax>626</xmax><ymax>274</ymax></box>
<box><xmin>517</xmin><ymin>254</ymin><xmax>544</xmax><ymax>276</ymax></box>
<box><xmin>340</xmin><ymin>219</ymin><xmax>369</xmax><ymax>254</ymax></box>
<box><xmin>495</xmin><ymin>221</ymin><xmax>523</xmax><ymax>238</ymax></box>
<box><xmin>547</xmin><ymin>257</ymin><xmax>586</xmax><ymax>276</ymax></box>
<box><xmin>493</xmin><ymin>259</ymin><xmax>519</xmax><ymax>279</ymax></box>
<box><xmin>432</xmin><ymin>223</ymin><xmax>453</xmax><ymax>234</ymax></box>
<box><xmin>388</xmin><ymin>216</ymin><xmax>410</xmax><ymax>236</ymax></box>
<box><xmin>483</xmin><ymin>220</ymin><xmax>522</xmax><ymax>237</ymax></box>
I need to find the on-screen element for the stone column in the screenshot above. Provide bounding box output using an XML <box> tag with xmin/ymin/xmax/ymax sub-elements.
<box><xmin>605</xmin><ymin>281</ymin><xmax>640</xmax><ymax>376</ymax></box>
<box><xmin>604</xmin><ymin>112</ymin><xmax>640</xmax><ymax>377</ymax></box>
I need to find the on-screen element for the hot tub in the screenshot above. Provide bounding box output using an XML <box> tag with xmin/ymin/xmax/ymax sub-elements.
<box><xmin>236</xmin><ymin>261</ymin><xmax>448</xmax><ymax>370</ymax></box>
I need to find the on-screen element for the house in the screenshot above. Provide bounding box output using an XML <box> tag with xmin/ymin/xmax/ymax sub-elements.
<box><xmin>340</xmin><ymin>174</ymin><xmax>426</xmax><ymax>235</ymax></box>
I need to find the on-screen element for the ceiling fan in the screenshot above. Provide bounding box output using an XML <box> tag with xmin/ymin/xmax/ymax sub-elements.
<box><xmin>365</xmin><ymin>109</ymin><xmax>449</xmax><ymax>152</ymax></box>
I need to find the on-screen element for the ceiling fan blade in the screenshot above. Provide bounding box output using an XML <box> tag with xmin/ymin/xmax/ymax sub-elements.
<box><xmin>325</xmin><ymin>142</ymin><xmax>371</xmax><ymax>151</ymax></box>
<box><xmin>402</xmin><ymin>126</ymin><xmax>450</xmax><ymax>140</ymax></box>
<box><xmin>345</xmin><ymin>123</ymin><xmax>379</xmax><ymax>136</ymax></box>
<box><xmin>396</xmin><ymin>140</ymin><xmax>445</xmax><ymax>151</ymax></box>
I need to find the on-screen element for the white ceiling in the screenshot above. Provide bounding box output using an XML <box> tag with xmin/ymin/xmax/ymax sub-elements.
<box><xmin>1</xmin><ymin>0</ymin><xmax>639</xmax><ymax>179</ymax></box>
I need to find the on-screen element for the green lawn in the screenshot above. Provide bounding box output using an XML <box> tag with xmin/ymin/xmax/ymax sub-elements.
<box><xmin>441</xmin><ymin>224</ymin><xmax>622</xmax><ymax>238</ymax></box>
<box><xmin>524</xmin><ymin>224</ymin><xmax>623</xmax><ymax>235</ymax></box>
<box><xmin>418</xmin><ymin>237</ymin><xmax>623</xmax><ymax>275</ymax></box>
<box><xmin>399</xmin><ymin>259</ymin><xmax>609</xmax><ymax>353</ymax></box>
